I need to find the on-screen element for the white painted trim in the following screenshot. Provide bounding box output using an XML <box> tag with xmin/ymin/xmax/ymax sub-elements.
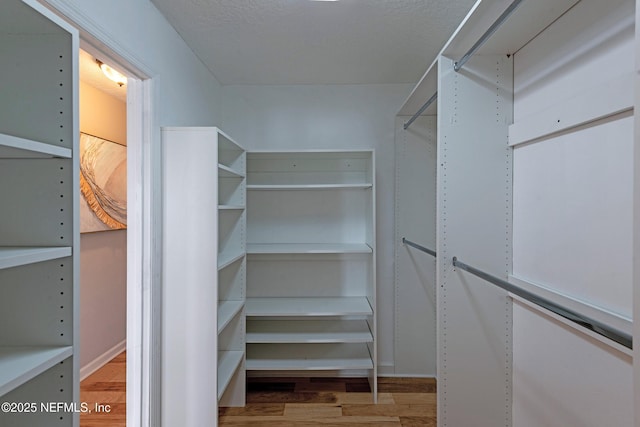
<box><xmin>633</xmin><ymin>3</ymin><xmax>640</xmax><ymax>424</ymax></box>
<box><xmin>80</xmin><ymin>340</ymin><xmax>127</xmax><ymax>381</ymax></box>
<box><xmin>126</xmin><ymin>77</ymin><xmax>148</xmax><ymax>427</ymax></box>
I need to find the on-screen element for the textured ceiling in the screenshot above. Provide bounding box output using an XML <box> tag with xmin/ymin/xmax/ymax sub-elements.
<box><xmin>150</xmin><ymin>0</ymin><xmax>476</xmax><ymax>85</ymax></box>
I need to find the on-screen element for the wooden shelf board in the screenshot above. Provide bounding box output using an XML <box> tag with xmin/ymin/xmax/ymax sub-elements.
<box><xmin>218</xmin><ymin>350</ymin><xmax>244</xmax><ymax>396</ymax></box>
<box><xmin>218</xmin><ymin>300</ymin><xmax>245</xmax><ymax>334</ymax></box>
<box><xmin>0</xmin><ymin>346</ymin><xmax>73</xmax><ymax>397</ymax></box>
<box><xmin>0</xmin><ymin>247</ymin><xmax>72</xmax><ymax>270</ymax></box>
<box><xmin>0</xmin><ymin>133</ymin><xmax>71</xmax><ymax>158</ymax></box>
<box><xmin>246</xmin><ymin>343</ymin><xmax>373</xmax><ymax>371</ymax></box>
<box><xmin>246</xmin><ymin>297</ymin><xmax>373</xmax><ymax>317</ymax></box>
<box><xmin>246</xmin><ymin>320</ymin><xmax>373</xmax><ymax>343</ymax></box>
<box><xmin>247</xmin><ymin>243</ymin><xmax>372</xmax><ymax>255</ymax></box>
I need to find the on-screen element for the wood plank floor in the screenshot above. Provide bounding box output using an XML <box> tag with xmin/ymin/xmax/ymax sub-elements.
<box><xmin>220</xmin><ymin>377</ymin><xmax>437</xmax><ymax>427</ymax></box>
<box><xmin>80</xmin><ymin>351</ymin><xmax>126</xmax><ymax>427</ymax></box>
<box><xmin>80</xmin><ymin>353</ymin><xmax>437</xmax><ymax>426</ymax></box>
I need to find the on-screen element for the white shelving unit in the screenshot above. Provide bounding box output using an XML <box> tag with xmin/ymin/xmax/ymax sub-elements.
<box><xmin>246</xmin><ymin>150</ymin><xmax>377</xmax><ymax>400</ymax></box>
<box><xmin>247</xmin><ymin>243</ymin><xmax>372</xmax><ymax>254</ymax></box>
<box><xmin>246</xmin><ymin>297</ymin><xmax>373</xmax><ymax>317</ymax></box>
<box><xmin>162</xmin><ymin>127</ymin><xmax>246</xmax><ymax>426</ymax></box>
<box><xmin>247</xmin><ymin>320</ymin><xmax>373</xmax><ymax>343</ymax></box>
<box><xmin>398</xmin><ymin>0</ymin><xmax>638</xmax><ymax>425</ymax></box>
<box><xmin>0</xmin><ymin>1</ymin><xmax>79</xmax><ymax>426</ymax></box>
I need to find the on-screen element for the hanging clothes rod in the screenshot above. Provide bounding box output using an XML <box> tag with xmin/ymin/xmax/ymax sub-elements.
<box><xmin>402</xmin><ymin>237</ymin><xmax>436</xmax><ymax>257</ymax></box>
<box><xmin>453</xmin><ymin>0</ymin><xmax>527</xmax><ymax>72</ymax></box>
<box><xmin>403</xmin><ymin>92</ymin><xmax>438</xmax><ymax>130</ymax></box>
<box><xmin>451</xmin><ymin>257</ymin><xmax>632</xmax><ymax>350</ymax></box>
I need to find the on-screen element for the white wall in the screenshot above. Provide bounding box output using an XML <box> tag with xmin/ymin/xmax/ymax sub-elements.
<box><xmin>221</xmin><ymin>83</ymin><xmax>413</xmax><ymax>371</ymax></box>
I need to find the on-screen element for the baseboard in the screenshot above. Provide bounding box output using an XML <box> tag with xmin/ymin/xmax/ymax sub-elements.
<box><xmin>377</xmin><ymin>364</ymin><xmax>436</xmax><ymax>378</ymax></box>
<box><xmin>377</xmin><ymin>364</ymin><xmax>395</xmax><ymax>377</ymax></box>
<box><xmin>80</xmin><ymin>339</ymin><xmax>126</xmax><ymax>381</ymax></box>
<box><xmin>378</xmin><ymin>373</ymin><xmax>436</xmax><ymax>379</ymax></box>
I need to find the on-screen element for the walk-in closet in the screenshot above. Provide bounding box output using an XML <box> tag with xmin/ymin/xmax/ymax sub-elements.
<box><xmin>2</xmin><ymin>0</ymin><xmax>640</xmax><ymax>426</ymax></box>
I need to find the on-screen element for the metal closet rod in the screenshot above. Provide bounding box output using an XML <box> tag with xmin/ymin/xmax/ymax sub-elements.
<box><xmin>402</xmin><ymin>237</ymin><xmax>436</xmax><ymax>257</ymax></box>
<box><xmin>452</xmin><ymin>257</ymin><xmax>633</xmax><ymax>350</ymax></box>
<box><xmin>403</xmin><ymin>92</ymin><xmax>438</xmax><ymax>130</ymax></box>
<box><xmin>453</xmin><ymin>0</ymin><xmax>526</xmax><ymax>72</ymax></box>
<box><xmin>404</xmin><ymin>0</ymin><xmax>526</xmax><ymax>128</ymax></box>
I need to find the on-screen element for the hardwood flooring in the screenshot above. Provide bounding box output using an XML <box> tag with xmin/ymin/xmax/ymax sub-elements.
<box><xmin>219</xmin><ymin>377</ymin><xmax>437</xmax><ymax>427</ymax></box>
<box><xmin>80</xmin><ymin>353</ymin><xmax>437</xmax><ymax>426</ymax></box>
<box><xmin>80</xmin><ymin>351</ymin><xmax>126</xmax><ymax>427</ymax></box>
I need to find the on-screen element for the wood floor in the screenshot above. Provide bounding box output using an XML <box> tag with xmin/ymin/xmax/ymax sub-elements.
<box><xmin>80</xmin><ymin>351</ymin><xmax>126</xmax><ymax>427</ymax></box>
<box><xmin>220</xmin><ymin>377</ymin><xmax>437</xmax><ymax>427</ymax></box>
<box><xmin>80</xmin><ymin>353</ymin><xmax>437</xmax><ymax>426</ymax></box>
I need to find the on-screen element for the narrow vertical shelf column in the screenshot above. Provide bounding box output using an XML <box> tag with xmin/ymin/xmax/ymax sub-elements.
<box><xmin>162</xmin><ymin>127</ymin><xmax>246</xmax><ymax>425</ymax></box>
<box><xmin>0</xmin><ymin>1</ymin><xmax>79</xmax><ymax>426</ymax></box>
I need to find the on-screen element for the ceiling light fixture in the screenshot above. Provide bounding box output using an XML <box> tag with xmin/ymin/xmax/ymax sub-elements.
<box><xmin>96</xmin><ymin>59</ymin><xmax>127</xmax><ymax>87</ymax></box>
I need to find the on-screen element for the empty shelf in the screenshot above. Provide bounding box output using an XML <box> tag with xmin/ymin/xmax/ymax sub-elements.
<box><xmin>247</xmin><ymin>243</ymin><xmax>372</xmax><ymax>254</ymax></box>
<box><xmin>218</xmin><ymin>300</ymin><xmax>244</xmax><ymax>334</ymax></box>
<box><xmin>218</xmin><ymin>205</ymin><xmax>245</xmax><ymax>210</ymax></box>
<box><xmin>218</xmin><ymin>351</ymin><xmax>244</xmax><ymax>397</ymax></box>
<box><xmin>246</xmin><ymin>297</ymin><xmax>373</xmax><ymax>317</ymax></box>
<box><xmin>0</xmin><ymin>346</ymin><xmax>73</xmax><ymax>397</ymax></box>
<box><xmin>246</xmin><ymin>343</ymin><xmax>373</xmax><ymax>371</ymax></box>
<box><xmin>0</xmin><ymin>133</ymin><xmax>71</xmax><ymax>159</ymax></box>
<box><xmin>0</xmin><ymin>247</ymin><xmax>72</xmax><ymax>270</ymax></box>
<box><xmin>218</xmin><ymin>252</ymin><xmax>245</xmax><ymax>271</ymax></box>
<box><xmin>247</xmin><ymin>320</ymin><xmax>373</xmax><ymax>343</ymax></box>
<box><xmin>247</xmin><ymin>183</ymin><xmax>372</xmax><ymax>190</ymax></box>
<box><xmin>218</xmin><ymin>164</ymin><xmax>245</xmax><ymax>178</ymax></box>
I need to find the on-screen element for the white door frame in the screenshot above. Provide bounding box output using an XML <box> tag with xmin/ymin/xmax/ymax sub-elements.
<box><xmin>36</xmin><ymin>2</ymin><xmax>158</xmax><ymax>426</ymax></box>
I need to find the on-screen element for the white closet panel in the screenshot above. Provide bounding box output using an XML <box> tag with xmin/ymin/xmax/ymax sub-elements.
<box><xmin>162</xmin><ymin>127</ymin><xmax>247</xmax><ymax>423</ymax></box>
<box><xmin>393</xmin><ymin>115</ymin><xmax>437</xmax><ymax>376</ymax></box>
<box><xmin>513</xmin><ymin>0</ymin><xmax>634</xmax><ymax>122</ymax></box>
<box><xmin>510</xmin><ymin>1</ymin><xmax>636</xmax><ymax>426</ymax></box>
<box><xmin>513</xmin><ymin>115</ymin><xmax>633</xmax><ymax>317</ymax></box>
<box><xmin>513</xmin><ymin>301</ymin><xmax>633</xmax><ymax>427</ymax></box>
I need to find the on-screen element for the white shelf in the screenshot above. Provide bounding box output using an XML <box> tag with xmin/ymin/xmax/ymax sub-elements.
<box><xmin>0</xmin><ymin>346</ymin><xmax>73</xmax><ymax>397</ymax></box>
<box><xmin>246</xmin><ymin>343</ymin><xmax>373</xmax><ymax>371</ymax></box>
<box><xmin>218</xmin><ymin>164</ymin><xmax>245</xmax><ymax>178</ymax></box>
<box><xmin>0</xmin><ymin>133</ymin><xmax>71</xmax><ymax>159</ymax></box>
<box><xmin>218</xmin><ymin>350</ymin><xmax>244</xmax><ymax>397</ymax></box>
<box><xmin>218</xmin><ymin>252</ymin><xmax>245</xmax><ymax>271</ymax></box>
<box><xmin>247</xmin><ymin>243</ymin><xmax>372</xmax><ymax>255</ymax></box>
<box><xmin>247</xmin><ymin>183</ymin><xmax>372</xmax><ymax>191</ymax></box>
<box><xmin>246</xmin><ymin>297</ymin><xmax>373</xmax><ymax>317</ymax></box>
<box><xmin>218</xmin><ymin>205</ymin><xmax>245</xmax><ymax>211</ymax></box>
<box><xmin>218</xmin><ymin>300</ymin><xmax>244</xmax><ymax>334</ymax></box>
<box><xmin>0</xmin><ymin>247</ymin><xmax>72</xmax><ymax>270</ymax></box>
<box><xmin>246</xmin><ymin>320</ymin><xmax>373</xmax><ymax>343</ymax></box>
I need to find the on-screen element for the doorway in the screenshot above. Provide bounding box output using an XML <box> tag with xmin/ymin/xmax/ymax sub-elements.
<box><xmin>77</xmin><ymin>47</ymin><xmax>128</xmax><ymax>426</ymax></box>
<box><xmin>76</xmin><ymin>36</ymin><xmax>156</xmax><ymax>427</ymax></box>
